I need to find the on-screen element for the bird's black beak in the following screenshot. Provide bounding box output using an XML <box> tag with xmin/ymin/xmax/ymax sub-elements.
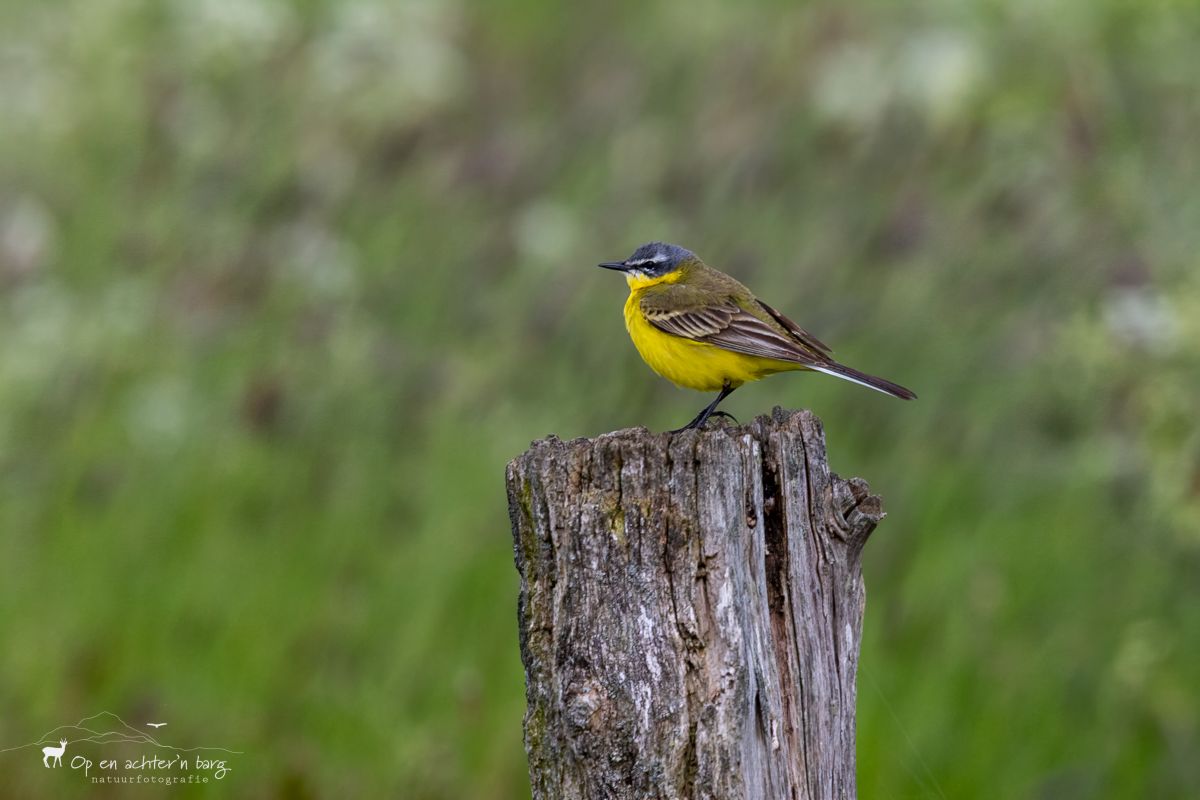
<box><xmin>597</xmin><ymin>261</ymin><xmax>629</xmax><ymax>271</ymax></box>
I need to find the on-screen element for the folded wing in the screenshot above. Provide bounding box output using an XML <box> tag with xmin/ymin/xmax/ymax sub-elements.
<box><xmin>640</xmin><ymin>292</ymin><xmax>916</xmax><ymax>399</ymax></box>
<box><xmin>641</xmin><ymin>299</ymin><xmax>828</xmax><ymax>366</ymax></box>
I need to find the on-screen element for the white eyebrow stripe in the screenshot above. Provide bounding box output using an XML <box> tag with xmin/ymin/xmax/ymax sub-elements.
<box><xmin>628</xmin><ymin>255</ymin><xmax>667</xmax><ymax>266</ymax></box>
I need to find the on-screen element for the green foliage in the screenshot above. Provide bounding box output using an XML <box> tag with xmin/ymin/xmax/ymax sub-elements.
<box><xmin>1</xmin><ymin>0</ymin><xmax>1198</xmax><ymax>796</ymax></box>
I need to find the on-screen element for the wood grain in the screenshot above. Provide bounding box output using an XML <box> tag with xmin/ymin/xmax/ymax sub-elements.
<box><xmin>506</xmin><ymin>408</ymin><xmax>884</xmax><ymax>799</ymax></box>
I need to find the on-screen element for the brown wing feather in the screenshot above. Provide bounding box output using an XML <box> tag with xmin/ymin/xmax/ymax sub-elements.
<box><xmin>642</xmin><ymin>300</ymin><xmax>827</xmax><ymax>365</ymax></box>
<box><xmin>755</xmin><ymin>299</ymin><xmax>833</xmax><ymax>358</ymax></box>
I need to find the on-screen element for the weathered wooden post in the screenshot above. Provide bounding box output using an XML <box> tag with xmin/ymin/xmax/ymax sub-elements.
<box><xmin>506</xmin><ymin>408</ymin><xmax>885</xmax><ymax>800</ymax></box>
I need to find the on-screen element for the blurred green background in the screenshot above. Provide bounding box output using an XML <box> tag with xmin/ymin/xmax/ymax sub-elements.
<box><xmin>2</xmin><ymin>0</ymin><xmax>1198</xmax><ymax>797</ymax></box>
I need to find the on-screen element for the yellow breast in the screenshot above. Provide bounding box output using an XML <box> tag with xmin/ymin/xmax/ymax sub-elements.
<box><xmin>623</xmin><ymin>291</ymin><xmax>800</xmax><ymax>392</ymax></box>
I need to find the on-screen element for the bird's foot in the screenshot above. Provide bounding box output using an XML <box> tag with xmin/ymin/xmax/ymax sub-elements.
<box><xmin>670</xmin><ymin>382</ymin><xmax>738</xmax><ymax>434</ymax></box>
<box><xmin>669</xmin><ymin>410</ymin><xmax>739</xmax><ymax>434</ymax></box>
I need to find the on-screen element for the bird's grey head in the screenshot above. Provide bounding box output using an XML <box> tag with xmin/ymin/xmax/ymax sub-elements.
<box><xmin>597</xmin><ymin>242</ymin><xmax>695</xmax><ymax>278</ymax></box>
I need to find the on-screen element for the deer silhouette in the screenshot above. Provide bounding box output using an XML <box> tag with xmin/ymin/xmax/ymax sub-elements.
<box><xmin>42</xmin><ymin>739</ymin><xmax>68</xmax><ymax>767</ymax></box>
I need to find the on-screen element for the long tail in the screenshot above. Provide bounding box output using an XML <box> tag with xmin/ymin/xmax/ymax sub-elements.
<box><xmin>809</xmin><ymin>361</ymin><xmax>917</xmax><ymax>400</ymax></box>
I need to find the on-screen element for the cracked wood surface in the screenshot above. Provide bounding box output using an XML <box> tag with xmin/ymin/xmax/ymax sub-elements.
<box><xmin>506</xmin><ymin>408</ymin><xmax>884</xmax><ymax>800</ymax></box>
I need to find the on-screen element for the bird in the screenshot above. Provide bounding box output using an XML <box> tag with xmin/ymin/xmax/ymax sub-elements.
<box><xmin>598</xmin><ymin>242</ymin><xmax>915</xmax><ymax>431</ymax></box>
<box><xmin>146</xmin><ymin>722</ymin><xmax>167</xmax><ymax>729</ymax></box>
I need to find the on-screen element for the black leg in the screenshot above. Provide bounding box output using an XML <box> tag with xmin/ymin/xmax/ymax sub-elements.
<box><xmin>672</xmin><ymin>382</ymin><xmax>737</xmax><ymax>433</ymax></box>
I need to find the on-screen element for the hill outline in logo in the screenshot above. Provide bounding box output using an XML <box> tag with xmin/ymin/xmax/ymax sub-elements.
<box><xmin>0</xmin><ymin>711</ymin><xmax>242</xmax><ymax>760</ymax></box>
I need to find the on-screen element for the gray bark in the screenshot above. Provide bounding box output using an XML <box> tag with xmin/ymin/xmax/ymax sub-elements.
<box><xmin>506</xmin><ymin>408</ymin><xmax>885</xmax><ymax>800</ymax></box>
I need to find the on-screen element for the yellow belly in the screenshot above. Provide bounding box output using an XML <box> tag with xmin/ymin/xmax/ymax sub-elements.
<box><xmin>624</xmin><ymin>294</ymin><xmax>802</xmax><ymax>392</ymax></box>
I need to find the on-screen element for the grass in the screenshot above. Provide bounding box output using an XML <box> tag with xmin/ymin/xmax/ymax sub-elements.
<box><xmin>0</xmin><ymin>0</ymin><xmax>1198</xmax><ymax>796</ymax></box>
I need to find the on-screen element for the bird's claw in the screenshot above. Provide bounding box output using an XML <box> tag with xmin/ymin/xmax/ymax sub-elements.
<box><xmin>669</xmin><ymin>410</ymin><xmax>739</xmax><ymax>434</ymax></box>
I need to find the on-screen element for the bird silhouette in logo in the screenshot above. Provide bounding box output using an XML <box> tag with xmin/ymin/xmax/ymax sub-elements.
<box><xmin>146</xmin><ymin>722</ymin><xmax>167</xmax><ymax>729</ymax></box>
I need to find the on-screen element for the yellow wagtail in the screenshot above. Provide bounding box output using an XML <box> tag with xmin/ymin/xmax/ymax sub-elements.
<box><xmin>599</xmin><ymin>242</ymin><xmax>916</xmax><ymax>431</ymax></box>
